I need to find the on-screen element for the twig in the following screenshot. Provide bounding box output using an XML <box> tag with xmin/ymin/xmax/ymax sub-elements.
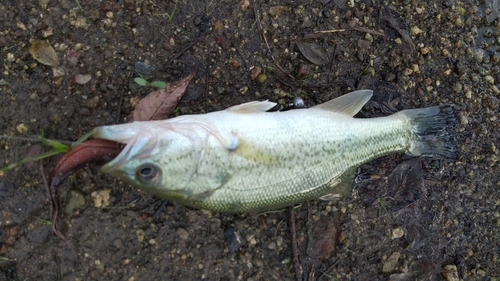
<box><xmin>350</xmin><ymin>26</ymin><xmax>386</xmax><ymax>37</ymax></box>
<box><xmin>0</xmin><ymin>135</ymin><xmax>72</xmax><ymax>145</ymax></box>
<box><xmin>314</xmin><ymin>29</ymin><xmax>346</xmax><ymax>34</ymax></box>
<box><xmin>289</xmin><ymin>206</ymin><xmax>302</xmax><ymax>281</ymax></box>
<box><xmin>165</xmin><ymin>16</ymin><xmax>211</xmax><ymax>67</ymax></box>
<box><xmin>254</xmin><ymin>7</ymin><xmax>294</xmax><ymax>80</ymax></box>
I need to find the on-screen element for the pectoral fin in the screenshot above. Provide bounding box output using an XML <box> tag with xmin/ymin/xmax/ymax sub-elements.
<box><xmin>319</xmin><ymin>168</ymin><xmax>357</xmax><ymax>200</ymax></box>
<box><xmin>231</xmin><ymin>137</ymin><xmax>280</xmax><ymax>165</ymax></box>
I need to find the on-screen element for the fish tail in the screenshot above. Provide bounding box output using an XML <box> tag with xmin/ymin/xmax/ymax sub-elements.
<box><xmin>401</xmin><ymin>106</ymin><xmax>457</xmax><ymax>159</ymax></box>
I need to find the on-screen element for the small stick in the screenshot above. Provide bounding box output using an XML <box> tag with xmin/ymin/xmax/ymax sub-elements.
<box><xmin>350</xmin><ymin>26</ymin><xmax>386</xmax><ymax>37</ymax></box>
<box><xmin>314</xmin><ymin>29</ymin><xmax>346</xmax><ymax>33</ymax></box>
<box><xmin>254</xmin><ymin>7</ymin><xmax>294</xmax><ymax>80</ymax></box>
<box><xmin>289</xmin><ymin>206</ymin><xmax>302</xmax><ymax>281</ymax></box>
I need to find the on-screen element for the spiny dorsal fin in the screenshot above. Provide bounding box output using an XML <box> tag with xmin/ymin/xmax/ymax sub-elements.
<box><xmin>226</xmin><ymin>100</ymin><xmax>277</xmax><ymax>113</ymax></box>
<box><xmin>313</xmin><ymin>89</ymin><xmax>373</xmax><ymax>117</ymax></box>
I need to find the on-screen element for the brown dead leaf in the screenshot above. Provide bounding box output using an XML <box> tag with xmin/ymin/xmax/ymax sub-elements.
<box><xmin>29</xmin><ymin>39</ymin><xmax>60</xmax><ymax>66</ymax></box>
<box><xmin>127</xmin><ymin>70</ymin><xmax>196</xmax><ymax>122</ymax></box>
<box><xmin>295</xmin><ymin>40</ymin><xmax>328</xmax><ymax>65</ymax></box>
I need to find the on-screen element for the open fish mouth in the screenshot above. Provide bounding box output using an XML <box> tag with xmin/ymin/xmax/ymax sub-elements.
<box><xmin>48</xmin><ymin>138</ymin><xmax>125</xmax><ymax>241</ymax></box>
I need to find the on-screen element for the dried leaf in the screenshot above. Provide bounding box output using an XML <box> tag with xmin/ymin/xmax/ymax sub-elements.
<box><xmin>29</xmin><ymin>39</ymin><xmax>59</xmax><ymax>66</ymax></box>
<box><xmin>128</xmin><ymin>70</ymin><xmax>197</xmax><ymax>122</ymax></box>
<box><xmin>295</xmin><ymin>40</ymin><xmax>328</xmax><ymax>65</ymax></box>
<box><xmin>381</xmin><ymin>8</ymin><xmax>415</xmax><ymax>51</ymax></box>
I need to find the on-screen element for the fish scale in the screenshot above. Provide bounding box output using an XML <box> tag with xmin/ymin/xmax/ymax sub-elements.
<box><xmin>93</xmin><ymin>90</ymin><xmax>456</xmax><ymax>213</ymax></box>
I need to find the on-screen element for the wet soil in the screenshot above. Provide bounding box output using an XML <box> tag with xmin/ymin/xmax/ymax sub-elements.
<box><xmin>1</xmin><ymin>0</ymin><xmax>499</xmax><ymax>280</ymax></box>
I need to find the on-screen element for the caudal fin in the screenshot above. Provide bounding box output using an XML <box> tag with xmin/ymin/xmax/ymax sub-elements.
<box><xmin>401</xmin><ymin>106</ymin><xmax>457</xmax><ymax>159</ymax></box>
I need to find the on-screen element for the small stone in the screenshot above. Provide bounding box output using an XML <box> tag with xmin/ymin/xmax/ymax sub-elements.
<box><xmin>75</xmin><ymin>74</ymin><xmax>92</xmax><ymax>84</ymax></box>
<box><xmin>91</xmin><ymin>188</ymin><xmax>112</xmax><ymax>208</ymax></box>
<box><xmin>176</xmin><ymin>228</ymin><xmax>189</xmax><ymax>240</ymax></box>
<box><xmin>85</xmin><ymin>96</ymin><xmax>100</xmax><ymax>109</ymax></box>
<box><xmin>256</xmin><ymin>73</ymin><xmax>267</xmax><ymax>83</ymax></box>
<box><xmin>7</xmin><ymin>53</ymin><xmax>15</xmax><ymax>62</ymax></box>
<box><xmin>42</xmin><ymin>27</ymin><xmax>54</xmax><ymax>38</ymax></box>
<box><xmin>442</xmin><ymin>264</ymin><xmax>459</xmax><ymax>281</ymax></box>
<box><xmin>240</xmin><ymin>0</ymin><xmax>250</xmax><ymax>11</ymax></box>
<box><xmin>451</xmin><ymin>82</ymin><xmax>463</xmax><ymax>92</ymax></box>
<box><xmin>410</xmin><ymin>26</ymin><xmax>423</xmax><ymax>36</ymax></box>
<box><xmin>402</xmin><ymin>68</ymin><xmax>413</xmax><ymax>76</ymax></box>
<box><xmin>136</xmin><ymin>229</ymin><xmax>145</xmax><ymax>243</ymax></box>
<box><xmin>460</xmin><ymin>115</ymin><xmax>468</xmax><ymax>125</ymax></box>
<box><xmin>485</xmin><ymin>75</ymin><xmax>495</xmax><ymax>84</ymax></box>
<box><xmin>269</xmin><ymin>6</ymin><xmax>287</xmax><ymax>17</ymax></box>
<box><xmin>65</xmin><ymin>189</ymin><xmax>86</xmax><ymax>214</ymax></box>
<box><xmin>382</xmin><ymin>251</ymin><xmax>401</xmax><ymax>273</ymax></box>
<box><xmin>250</xmin><ymin>66</ymin><xmax>261</xmax><ymax>80</ymax></box>
<box><xmin>52</xmin><ymin>66</ymin><xmax>66</xmax><ymax>78</ymax></box>
<box><xmin>391</xmin><ymin>227</ymin><xmax>404</xmax><ymax>239</ymax></box>
<box><xmin>239</xmin><ymin>86</ymin><xmax>249</xmax><ymax>95</ymax></box>
<box><xmin>224</xmin><ymin>228</ymin><xmax>242</xmax><ymax>252</ymax></box>
<box><xmin>16</xmin><ymin>123</ymin><xmax>28</xmax><ymax>133</ymax></box>
<box><xmin>420</xmin><ymin>46</ymin><xmax>430</xmax><ymax>54</ymax></box>
<box><xmin>296</xmin><ymin>64</ymin><xmax>311</xmax><ymax>79</ymax></box>
<box><xmin>65</xmin><ymin>50</ymin><xmax>80</xmax><ymax>66</ymax></box>
<box><xmin>292</xmin><ymin>4</ymin><xmax>304</xmax><ymax>15</ymax></box>
<box><xmin>252</xmin><ymin>258</ymin><xmax>264</xmax><ymax>267</ymax></box>
<box><xmin>364</xmin><ymin>32</ymin><xmax>373</xmax><ymax>42</ymax></box>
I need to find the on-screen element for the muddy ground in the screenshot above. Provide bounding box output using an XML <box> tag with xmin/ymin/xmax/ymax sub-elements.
<box><xmin>1</xmin><ymin>0</ymin><xmax>499</xmax><ymax>280</ymax></box>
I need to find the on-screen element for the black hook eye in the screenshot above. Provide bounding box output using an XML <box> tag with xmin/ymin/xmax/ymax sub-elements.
<box><xmin>136</xmin><ymin>163</ymin><xmax>159</xmax><ymax>184</ymax></box>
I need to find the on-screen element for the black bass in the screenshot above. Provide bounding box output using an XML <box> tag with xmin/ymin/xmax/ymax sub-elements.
<box><xmin>93</xmin><ymin>90</ymin><xmax>455</xmax><ymax>212</ymax></box>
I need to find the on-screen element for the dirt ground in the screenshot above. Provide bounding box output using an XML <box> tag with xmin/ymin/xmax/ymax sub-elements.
<box><xmin>1</xmin><ymin>0</ymin><xmax>499</xmax><ymax>280</ymax></box>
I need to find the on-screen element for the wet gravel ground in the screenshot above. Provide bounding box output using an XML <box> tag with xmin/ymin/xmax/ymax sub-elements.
<box><xmin>1</xmin><ymin>0</ymin><xmax>499</xmax><ymax>280</ymax></box>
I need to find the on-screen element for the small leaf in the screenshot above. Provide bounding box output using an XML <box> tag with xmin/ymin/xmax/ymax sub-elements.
<box><xmin>295</xmin><ymin>40</ymin><xmax>328</xmax><ymax>65</ymax></box>
<box><xmin>128</xmin><ymin>70</ymin><xmax>197</xmax><ymax>122</ymax></box>
<box><xmin>29</xmin><ymin>39</ymin><xmax>60</xmax><ymax>66</ymax></box>
<box><xmin>134</xmin><ymin>77</ymin><xmax>148</xmax><ymax>86</ymax></box>
<box><xmin>151</xmin><ymin>81</ymin><xmax>166</xmax><ymax>88</ymax></box>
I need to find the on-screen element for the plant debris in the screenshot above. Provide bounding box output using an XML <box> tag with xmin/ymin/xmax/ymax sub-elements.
<box><xmin>127</xmin><ymin>70</ymin><xmax>196</xmax><ymax>122</ymax></box>
<box><xmin>295</xmin><ymin>40</ymin><xmax>328</xmax><ymax>65</ymax></box>
<box><xmin>28</xmin><ymin>39</ymin><xmax>59</xmax><ymax>66</ymax></box>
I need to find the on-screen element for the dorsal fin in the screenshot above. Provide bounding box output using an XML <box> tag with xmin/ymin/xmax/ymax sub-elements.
<box><xmin>313</xmin><ymin>90</ymin><xmax>373</xmax><ymax>116</ymax></box>
<box><xmin>225</xmin><ymin>100</ymin><xmax>277</xmax><ymax>113</ymax></box>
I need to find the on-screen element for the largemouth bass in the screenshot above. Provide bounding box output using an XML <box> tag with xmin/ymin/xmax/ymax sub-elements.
<box><xmin>93</xmin><ymin>90</ymin><xmax>455</xmax><ymax>212</ymax></box>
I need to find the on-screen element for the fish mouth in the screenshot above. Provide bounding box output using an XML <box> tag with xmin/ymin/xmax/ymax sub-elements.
<box><xmin>99</xmin><ymin>133</ymin><xmax>159</xmax><ymax>176</ymax></box>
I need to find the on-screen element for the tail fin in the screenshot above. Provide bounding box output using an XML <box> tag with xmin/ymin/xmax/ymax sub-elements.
<box><xmin>401</xmin><ymin>106</ymin><xmax>457</xmax><ymax>159</ymax></box>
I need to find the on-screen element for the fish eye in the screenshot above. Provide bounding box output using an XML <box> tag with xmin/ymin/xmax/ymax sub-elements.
<box><xmin>136</xmin><ymin>163</ymin><xmax>160</xmax><ymax>185</ymax></box>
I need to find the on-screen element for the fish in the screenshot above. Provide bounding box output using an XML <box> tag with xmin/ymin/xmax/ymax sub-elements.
<box><xmin>92</xmin><ymin>89</ymin><xmax>456</xmax><ymax>213</ymax></box>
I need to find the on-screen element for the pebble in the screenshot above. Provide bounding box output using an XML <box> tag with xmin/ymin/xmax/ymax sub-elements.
<box><xmin>136</xmin><ymin>229</ymin><xmax>145</xmax><ymax>243</ymax></box>
<box><xmin>410</xmin><ymin>26</ymin><xmax>423</xmax><ymax>36</ymax></box>
<box><xmin>252</xmin><ymin>258</ymin><xmax>264</xmax><ymax>267</ymax></box>
<box><xmin>65</xmin><ymin>189</ymin><xmax>86</xmax><ymax>214</ymax></box>
<box><xmin>176</xmin><ymin>228</ymin><xmax>189</xmax><ymax>240</ymax></box>
<box><xmin>442</xmin><ymin>264</ymin><xmax>459</xmax><ymax>281</ymax></box>
<box><xmin>91</xmin><ymin>188</ymin><xmax>111</xmax><ymax>208</ymax></box>
<box><xmin>75</xmin><ymin>74</ymin><xmax>92</xmax><ymax>84</ymax></box>
<box><xmin>391</xmin><ymin>227</ymin><xmax>404</xmax><ymax>239</ymax></box>
<box><xmin>485</xmin><ymin>75</ymin><xmax>495</xmax><ymax>84</ymax></box>
<box><xmin>382</xmin><ymin>251</ymin><xmax>401</xmax><ymax>273</ymax></box>
<box><xmin>224</xmin><ymin>228</ymin><xmax>242</xmax><ymax>252</ymax></box>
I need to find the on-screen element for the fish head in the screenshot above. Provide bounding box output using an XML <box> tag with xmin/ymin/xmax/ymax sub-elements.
<box><xmin>92</xmin><ymin>121</ymin><xmax>201</xmax><ymax>199</ymax></box>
